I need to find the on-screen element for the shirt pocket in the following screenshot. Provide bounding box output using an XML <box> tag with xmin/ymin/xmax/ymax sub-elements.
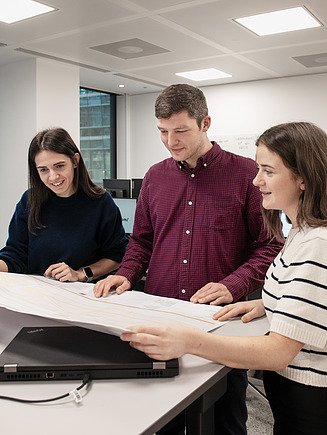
<box><xmin>202</xmin><ymin>194</ymin><xmax>238</xmax><ymax>231</ymax></box>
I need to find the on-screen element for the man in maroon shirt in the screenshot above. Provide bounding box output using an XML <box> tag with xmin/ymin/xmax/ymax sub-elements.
<box><xmin>94</xmin><ymin>84</ymin><xmax>282</xmax><ymax>435</ymax></box>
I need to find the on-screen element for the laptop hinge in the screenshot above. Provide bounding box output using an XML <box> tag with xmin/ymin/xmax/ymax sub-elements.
<box><xmin>4</xmin><ymin>363</ymin><xmax>18</xmax><ymax>373</ymax></box>
<box><xmin>152</xmin><ymin>362</ymin><xmax>166</xmax><ymax>369</ymax></box>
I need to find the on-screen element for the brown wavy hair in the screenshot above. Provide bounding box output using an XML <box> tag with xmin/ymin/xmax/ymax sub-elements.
<box><xmin>256</xmin><ymin>122</ymin><xmax>327</xmax><ymax>239</ymax></box>
<box><xmin>28</xmin><ymin>127</ymin><xmax>105</xmax><ymax>231</ymax></box>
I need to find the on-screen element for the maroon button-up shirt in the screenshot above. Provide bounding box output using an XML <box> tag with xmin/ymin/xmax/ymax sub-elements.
<box><xmin>118</xmin><ymin>143</ymin><xmax>283</xmax><ymax>301</ymax></box>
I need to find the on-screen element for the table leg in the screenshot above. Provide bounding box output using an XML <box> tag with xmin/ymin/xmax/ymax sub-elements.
<box><xmin>185</xmin><ymin>375</ymin><xmax>227</xmax><ymax>435</ymax></box>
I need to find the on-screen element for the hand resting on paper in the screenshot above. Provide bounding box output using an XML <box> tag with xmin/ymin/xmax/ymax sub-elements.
<box><xmin>212</xmin><ymin>299</ymin><xmax>266</xmax><ymax>323</ymax></box>
<box><xmin>190</xmin><ymin>282</ymin><xmax>233</xmax><ymax>305</ymax></box>
<box><xmin>44</xmin><ymin>262</ymin><xmax>82</xmax><ymax>282</ymax></box>
<box><xmin>94</xmin><ymin>274</ymin><xmax>131</xmax><ymax>298</ymax></box>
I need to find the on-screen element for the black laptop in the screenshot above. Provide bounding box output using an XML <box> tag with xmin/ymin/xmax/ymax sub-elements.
<box><xmin>0</xmin><ymin>326</ymin><xmax>179</xmax><ymax>381</ymax></box>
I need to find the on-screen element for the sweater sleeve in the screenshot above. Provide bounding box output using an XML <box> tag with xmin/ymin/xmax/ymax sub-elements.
<box><xmin>0</xmin><ymin>192</ymin><xmax>29</xmax><ymax>273</ymax></box>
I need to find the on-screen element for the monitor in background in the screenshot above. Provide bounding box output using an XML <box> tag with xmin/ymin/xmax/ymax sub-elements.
<box><xmin>113</xmin><ymin>198</ymin><xmax>137</xmax><ymax>234</ymax></box>
<box><xmin>103</xmin><ymin>179</ymin><xmax>131</xmax><ymax>198</ymax></box>
<box><xmin>131</xmin><ymin>178</ymin><xmax>143</xmax><ymax>200</ymax></box>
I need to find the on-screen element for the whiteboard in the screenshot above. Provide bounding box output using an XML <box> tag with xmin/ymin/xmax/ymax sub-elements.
<box><xmin>212</xmin><ymin>133</ymin><xmax>258</xmax><ymax>160</ymax></box>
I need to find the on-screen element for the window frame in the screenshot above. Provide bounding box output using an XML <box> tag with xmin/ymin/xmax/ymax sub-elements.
<box><xmin>79</xmin><ymin>86</ymin><xmax>117</xmax><ymax>181</ymax></box>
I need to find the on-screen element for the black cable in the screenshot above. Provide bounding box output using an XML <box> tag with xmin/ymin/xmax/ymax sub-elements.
<box><xmin>0</xmin><ymin>373</ymin><xmax>91</xmax><ymax>404</ymax></box>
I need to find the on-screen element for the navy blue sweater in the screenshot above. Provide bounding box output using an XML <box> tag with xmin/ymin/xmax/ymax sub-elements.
<box><xmin>0</xmin><ymin>190</ymin><xmax>128</xmax><ymax>275</ymax></box>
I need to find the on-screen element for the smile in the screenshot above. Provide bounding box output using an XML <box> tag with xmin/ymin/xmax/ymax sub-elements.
<box><xmin>51</xmin><ymin>180</ymin><xmax>64</xmax><ymax>187</ymax></box>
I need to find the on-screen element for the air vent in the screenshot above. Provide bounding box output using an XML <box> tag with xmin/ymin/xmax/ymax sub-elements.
<box><xmin>14</xmin><ymin>48</ymin><xmax>110</xmax><ymax>72</ymax></box>
<box><xmin>137</xmin><ymin>370</ymin><xmax>164</xmax><ymax>377</ymax></box>
<box><xmin>5</xmin><ymin>372</ymin><xmax>41</xmax><ymax>380</ymax></box>
<box><xmin>91</xmin><ymin>38</ymin><xmax>170</xmax><ymax>60</ymax></box>
<box><xmin>293</xmin><ymin>52</ymin><xmax>327</xmax><ymax>68</ymax></box>
<box><xmin>114</xmin><ymin>73</ymin><xmax>165</xmax><ymax>88</ymax></box>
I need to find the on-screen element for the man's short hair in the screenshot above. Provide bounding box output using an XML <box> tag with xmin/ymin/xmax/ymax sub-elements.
<box><xmin>155</xmin><ymin>84</ymin><xmax>208</xmax><ymax>128</ymax></box>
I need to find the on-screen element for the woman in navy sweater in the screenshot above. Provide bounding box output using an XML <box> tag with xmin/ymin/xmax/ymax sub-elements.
<box><xmin>0</xmin><ymin>128</ymin><xmax>128</xmax><ymax>282</ymax></box>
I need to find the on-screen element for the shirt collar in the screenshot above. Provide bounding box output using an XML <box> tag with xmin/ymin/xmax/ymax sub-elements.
<box><xmin>176</xmin><ymin>142</ymin><xmax>222</xmax><ymax>171</ymax></box>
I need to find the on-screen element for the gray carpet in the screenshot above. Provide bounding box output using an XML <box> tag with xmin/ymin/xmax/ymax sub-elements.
<box><xmin>246</xmin><ymin>374</ymin><xmax>274</xmax><ymax>435</ymax></box>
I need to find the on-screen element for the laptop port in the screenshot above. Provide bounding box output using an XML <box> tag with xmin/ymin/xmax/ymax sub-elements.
<box><xmin>45</xmin><ymin>372</ymin><xmax>55</xmax><ymax>379</ymax></box>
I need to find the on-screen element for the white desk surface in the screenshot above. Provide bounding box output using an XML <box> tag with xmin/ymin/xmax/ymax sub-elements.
<box><xmin>0</xmin><ymin>307</ymin><xmax>268</xmax><ymax>435</ymax></box>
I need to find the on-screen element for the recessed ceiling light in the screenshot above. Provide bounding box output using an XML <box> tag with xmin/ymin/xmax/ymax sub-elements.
<box><xmin>118</xmin><ymin>84</ymin><xmax>125</xmax><ymax>88</ymax></box>
<box><xmin>0</xmin><ymin>0</ymin><xmax>56</xmax><ymax>24</ymax></box>
<box><xmin>234</xmin><ymin>7</ymin><xmax>321</xmax><ymax>36</ymax></box>
<box><xmin>175</xmin><ymin>68</ymin><xmax>232</xmax><ymax>81</ymax></box>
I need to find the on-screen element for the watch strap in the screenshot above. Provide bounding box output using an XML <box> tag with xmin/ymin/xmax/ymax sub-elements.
<box><xmin>82</xmin><ymin>267</ymin><xmax>93</xmax><ymax>283</ymax></box>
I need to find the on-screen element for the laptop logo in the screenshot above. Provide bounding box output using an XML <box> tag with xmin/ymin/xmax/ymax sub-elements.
<box><xmin>27</xmin><ymin>328</ymin><xmax>44</xmax><ymax>334</ymax></box>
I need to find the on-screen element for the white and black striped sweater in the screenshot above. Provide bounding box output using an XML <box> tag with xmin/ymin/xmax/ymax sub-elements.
<box><xmin>263</xmin><ymin>225</ymin><xmax>327</xmax><ymax>387</ymax></box>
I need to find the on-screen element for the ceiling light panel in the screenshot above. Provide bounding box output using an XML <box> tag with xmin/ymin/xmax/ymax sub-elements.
<box><xmin>234</xmin><ymin>7</ymin><xmax>321</xmax><ymax>36</ymax></box>
<box><xmin>0</xmin><ymin>0</ymin><xmax>55</xmax><ymax>24</ymax></box>
<box><xmin>175</xmin><ymin>68</ymin><xmax>232</xmax><ymax>81</ymax></box>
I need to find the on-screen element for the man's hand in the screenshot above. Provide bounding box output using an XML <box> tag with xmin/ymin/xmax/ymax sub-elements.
<box><xmin>213</xmin><ymin>299</ymin><xmax>265</xmax><ymax>323</ymax></box>
<box><xmin>93</xmin><ymin>274</ymin><xmax>131</xmax><ymax>298</ymax></box>
<box><xmin>190</xmin><ymin>282</ymin><xmax>233</xmax><ymax>305</ymax></box>
<box><xmin>44</xmin><ymin>262</ymin><xmax>80</xmax><ymax>282</ymax></box>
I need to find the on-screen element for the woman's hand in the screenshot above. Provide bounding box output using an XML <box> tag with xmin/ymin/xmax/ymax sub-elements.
<box><xmin>44</xmin><ymin>262</ymin><xmax>82</xmax><ymax>282</ymax></box>
<box><xmin>0</xmin><ymin>259</ymin><xmax>9</xmax><ymax>273</ymax></box>
<box><xmin>213</xmin><ymin>299</ymin><xmax>265</xmax><ymax>323</ymax></box>
<box><xmin>121</xmin><ymin>324</ymin><xmax>199</xmax><ymax>361</ymax></box>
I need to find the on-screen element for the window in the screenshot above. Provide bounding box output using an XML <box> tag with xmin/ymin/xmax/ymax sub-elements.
<box><xmin>80</xmin><ymin>87</ymin><xmax>116</xmax><ymax>184</ymax></box>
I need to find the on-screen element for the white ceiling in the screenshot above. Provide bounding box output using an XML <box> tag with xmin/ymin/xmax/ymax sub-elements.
<box><xmin>1</xmin><ymin>0</ymin><xmax>327</xmax><ymax>95</ymax></box>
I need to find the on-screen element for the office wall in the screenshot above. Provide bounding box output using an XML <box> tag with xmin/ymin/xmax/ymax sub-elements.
<box><xmin>128</xmin><ymin>73</ymin><xmax>327</xmax><ymax>177</ymax></box>
<box><xmin>0</xmin><ymin>58</ymin><xmax>79</xmax><ymax>246</ymax></box>
<box><xmin>0</xmin><ymin>60</ymin><xmax>37</xmax><ymax>248</ymax></box>
<box><xmin>36</xmin><ymin>59</ymin><xmax>80</xmax><ymax>137</ymax></box>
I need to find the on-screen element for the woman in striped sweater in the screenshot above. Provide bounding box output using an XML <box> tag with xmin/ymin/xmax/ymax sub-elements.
<box><xmin>121</xmin><ymin>121</ymin><xmax>327</xmax><ymax>435</ymax></box>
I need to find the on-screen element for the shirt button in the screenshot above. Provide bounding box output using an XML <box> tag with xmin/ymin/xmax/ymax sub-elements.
<box><xmin>188</xmin><ymin>201</ymin><xmax>193</xmax><ymax>205</ymax></box>
<box><xmin>191</xmin><ymin>173</ymin><xmax>195</xmax><ymax>178</ymax></box>
<box><xmin>183</xmin><ymin>259</ymin><xmax>188</xmax><ymax>264</ymax></box>
<box><xmin>204</xmin><ymin>163</ymin><xmax>207</xmax><ymax>167</ymax></box>
<box><xmin>185</xmin><ymin>230</ymin><xmax>190</xmax><ymax>234</ymax></box>
<box><xmin>181</xmin><ymin>289</ymin><xmax>186</xmax><ymax>294</ymax></box>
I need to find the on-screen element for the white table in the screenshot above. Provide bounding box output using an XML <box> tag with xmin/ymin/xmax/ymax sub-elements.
<box><xmin>0</xmin><ymin>307</ymin><xmax>268</xmax><ymax>435</ymax></box>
